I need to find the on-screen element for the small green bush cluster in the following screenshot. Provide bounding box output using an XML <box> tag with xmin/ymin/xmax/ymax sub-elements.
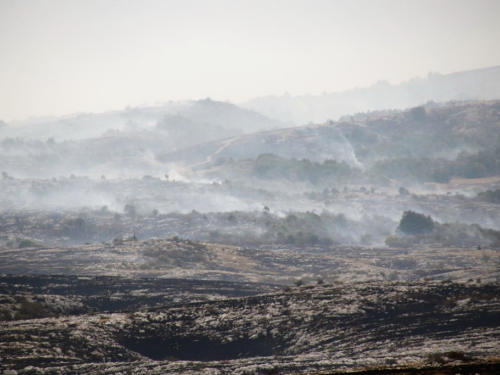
<box><xmin>426</xmin><ymin>351</ymin><xmax>474</xmax><ymax>364</ymax></box>
<box><xmin>397</xmin><ymin>211</ymin><xmax>434</xmax><ymax>236</ymax></box>
<box><xmin>5</xmin><ymin>237</ymin><xmax>43</xmax><ymax>249</ymax></box>
<box><xmin>477</xmin><ymin>189</ymin><xmax>500</xmax><ymax>204</ymax></box>
<box><xmin>385</xmin><ymin>235</ymin><xmax>413</xmax><ymax>248</ymax></box>
<box><xmin>266</xmin><ymin>211</ymin><xmax>345</xmax><ymax>246</ymax></box>
<box><xmin>143</xmin><ymin>237</ymin><xmax>208</xmax><ymax>268</ymax></box>
<box><xmin>388</xmin><ymin>211</ymin><xmax>500</xmax><ymax>247</ymax></box>
<box><xmin>13</xmin><ymin>300</ymin><xmax>53</xmax><ymax>320</ymax></box>
<box><xmin>251</xmin><ymin>153</ymin><xmax>358</xmax><ymax>185</ymax></box>
<box><xmin>0</xmin><ymin>307</ymin><xmax>12</xmax><ymax>321</ymax></box>
<box><xmin>371</xmin><ymin>148</ymin><xmax>500</xmax><ymax>183</ymax></box>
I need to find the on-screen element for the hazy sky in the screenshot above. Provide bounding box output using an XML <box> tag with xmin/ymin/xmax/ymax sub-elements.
<box><xmin>1</xmin><ymin>0</ymin><xmax>500</xmax><ymax>121</ymax></box>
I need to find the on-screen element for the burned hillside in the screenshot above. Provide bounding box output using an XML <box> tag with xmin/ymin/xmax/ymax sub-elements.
<box><xmin>1</xmin><ymin>100</ymin><xmax>500</xmax><ymax>374</ymax></box>
<box><xmin>1</xmin><ymin>280</ymin><xmax>500</xmax><ymax>374</ymax></box>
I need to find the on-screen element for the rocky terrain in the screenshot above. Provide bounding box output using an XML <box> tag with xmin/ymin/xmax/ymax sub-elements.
<box><xmin>1</xmin><ymin>280</ymin><xmax>500</xmax><ymax>374</ymax></box>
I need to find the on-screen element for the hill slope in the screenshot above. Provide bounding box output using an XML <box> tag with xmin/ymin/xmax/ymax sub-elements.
<box><xmin>160</xmin><ymin>100</ymin><xmax>500</xmax><ymax>171</ymax></box>
<box><xmin>243</xmin><ymin>65</ymin><xmax>500</xmax><ymax>124</ymax></box>
<box><xmin>0</xmin><ymin>99</ymin><xmax>286</xmax><ymax>178</ymax></box>
<box><xmin>3</xmin><ymin>98</ymin><xmax>286</xmax><ymax>142</ymax></box>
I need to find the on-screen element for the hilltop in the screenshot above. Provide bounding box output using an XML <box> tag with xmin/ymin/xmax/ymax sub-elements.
<box><xmin>0</xmin><ymin>99</ymin><xmax>286</xmax><ymax>179</ymax></box>
<box><xmin>3</xmin><ymin>98</ymin><xmax>286</xmax><ymax>141</ymax></box>
<box><xmin>242</xmin><ymin>65</ymin><xmax>500</xmax><ymax>124</ymax></box>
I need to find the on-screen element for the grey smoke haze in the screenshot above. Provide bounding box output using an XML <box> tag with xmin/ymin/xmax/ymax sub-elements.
<box><xmin>0</xmin><ymin>1</ymin><xmax>500</xmax><ymax>251</ymax></box>
<box><xmin>1</xmin><ymin>0</ymin><xmax>500</xmax><ymax>121</ymax></box>
<box><xmin>1</xmin><ymin>100</ymin><xmax>285</xmax><ymax>142</ymax></box>
<box><xmin>242</xmin><ymin>66</ymin><xmax>500</xmax><ymax>124</ymax></box>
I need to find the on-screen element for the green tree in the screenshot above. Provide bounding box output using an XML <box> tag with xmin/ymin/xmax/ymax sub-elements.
<box><xmin>18</xmin><ymin>239</ymin><xmax>42</xmax><ymax>248</ymax></box>
<box><xmin>477</xmin><ymin>189</ymin><xmax>500</xmax><ymax>204</ymax></box>
<box><xmin>409</xmin><ymin>106</ymin><xmax>427</xmax><ymax>122</ymax></box>
<box><xmin>397</xmin><ymin>211</ymin><xmax>434</xmax><ymax>235</ymax></box>
<box><xmin>124</xmin><ymin>204</ymin><xmax>137</xmax><ymax>218</ymax></box>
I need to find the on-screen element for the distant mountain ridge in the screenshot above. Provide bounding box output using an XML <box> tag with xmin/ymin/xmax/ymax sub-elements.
<box><xmin>242</xmin><ymin>65</ymin><xmax>500</xmax><ymax>124</ymax></box>
<box><xmin>1</xmin><ymin>98</ymin><xmax>287</xmax><ymax>142</ymax></box>
<box><xmin>0</xmin><ymin>99</ymin><xmax>287</xmax><ymax>178</ymax></box>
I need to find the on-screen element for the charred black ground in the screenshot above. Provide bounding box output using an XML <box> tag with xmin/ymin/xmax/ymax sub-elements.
<box><xmin>1</xmin><ymin>278</ymin><xmax>500</xmax><ymax>374</ymax></box>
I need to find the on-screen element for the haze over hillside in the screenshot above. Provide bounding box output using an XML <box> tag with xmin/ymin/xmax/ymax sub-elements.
<box><xmin>2</xmin><ymin>98</ymin><xmax>286</xmax><ymax>142</ymax></box>
<box><xmin>162</xmin><ymin>100</ymin><xmax>500</xmax><ymax>172</ymax></box>
<box><xmin>2</xmin><ymin>2</ymin><xmax>500</xmax><ymax>374</ymax></box>
<box><xmin>2</xmin><ymin>98</ymin><xmax>500</xmax><ymax>188</ymax></box>
<box><xmin>243</xmin><ymin>65</ymin><xmax>500</xmax><ymax>124</ymax></box>
<box><xmin>2</xmin><ymin>100</ymin><xmax>500</xmax><ymax>245</ymax></box>
<box><xmin>0</xmin><ymin>99</ymin><xmax>287</xmax><ymax>179</ymax></box>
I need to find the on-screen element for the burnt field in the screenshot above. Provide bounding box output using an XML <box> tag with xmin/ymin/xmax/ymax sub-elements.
<box><xmin>0</xmin><ymin>274</ymin><xmax>280</xmax><ymax>314</ymax></box>
<box><xmin>1</xmin><ymin>279</ymin><xmax>500</xmax><ymax>374</ymax></box>
<box><xmin>1</xmin><ymin>235</ymin><xmax>499</xmax><ymax>285</ymax></box>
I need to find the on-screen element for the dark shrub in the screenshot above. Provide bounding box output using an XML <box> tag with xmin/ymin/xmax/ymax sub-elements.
<box><xmin>397</xmin><ymin>211</ymin><xmax>434</xmax><ymax>235</ymax></box>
